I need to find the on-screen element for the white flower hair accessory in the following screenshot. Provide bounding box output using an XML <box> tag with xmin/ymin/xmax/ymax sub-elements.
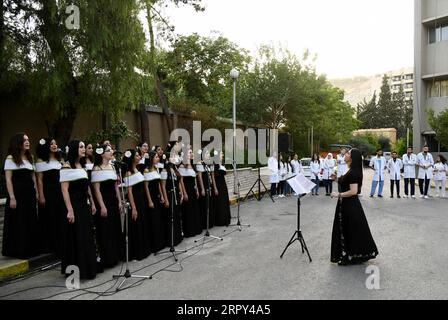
<box><xmin>151</xmin><ymin>146</ymin><xmax>156</xmax><ymax>151</ymax></box>
<box><xmin>197</xmin><ymin>149</ymin><xmax>203</xmax><ymax>155</ymax></box>
<box><xmin>39</xmin><ymin>139</ymin><xmax>46</xmax><ymax>146</ymax></box>
<box><xmin>96</xmin><ymin>147</ymin><xmax>104</xmax><ymax>155</ymax></box>
<box><xmin>182</xmin><ymin>143</ymin><xmax>185</xmax><ymax>148</ymax></box>
<box><xmin>162</xmin><ymin>154</ymin><xmax>167</xmax><ymax>160</ymax></box>
<box><xmin>144</xmin><ymin>153</ymin><xmax>149</xmax><ymax>159</ymax></box>
<box><xmin>124</xmin><ymin>151</ymin><xmax>132</xmax><ymax>158</ymax></box>
<box><xmin>65</xmin><ymin>146</ymin><xmax>69</xmax><ymax>154</ymax></box>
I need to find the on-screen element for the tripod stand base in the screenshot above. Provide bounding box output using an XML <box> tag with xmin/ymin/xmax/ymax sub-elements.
<box><xmin>280</xmin><ymin>230</ymin><xmax>312</xmax><ymax>262</ymax></box>
<box><xmin>112</xmin><ymin>269</ymin><xmax>151</xmax><ymax>291</ymax></box>
<box><xmin>228</xmin><ymin>219</ymin><xmax>251</xmax><ymax>231</ymax></box>
<box><xmin>157</xmin><ymin>246</ymin><xmax>187</xmax><ymax>262</ymax></box>
<box><xmin>195</xmin><ymin>230</ymin><xmax>224</xmax><ymax>243</ymax></box>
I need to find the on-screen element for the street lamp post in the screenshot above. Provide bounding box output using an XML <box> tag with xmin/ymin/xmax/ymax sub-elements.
<box><xmin>230</xmin><ymin>68</ymin><xmax>239</xmax><ymax>195</ymax></box>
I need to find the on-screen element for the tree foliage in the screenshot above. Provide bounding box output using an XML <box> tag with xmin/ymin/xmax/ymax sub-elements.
<box><xmin>428</xmin><ymin>109</ymin><xmax>448</xmax><ymax>149</ymax></box>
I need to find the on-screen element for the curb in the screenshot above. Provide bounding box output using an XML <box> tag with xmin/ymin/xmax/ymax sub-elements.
<box><xmin>0</xmin><ymin>254</ymin><xmax>58</xmax><ymax>281</ymax></box>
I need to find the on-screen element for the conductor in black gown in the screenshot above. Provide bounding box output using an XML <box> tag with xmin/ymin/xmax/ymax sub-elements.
<box><xmin>330</xmin><ymin>148</ymin><xmax>378</xmax><ymax>266</ymax></box>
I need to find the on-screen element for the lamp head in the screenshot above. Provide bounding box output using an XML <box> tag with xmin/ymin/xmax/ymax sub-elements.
<box><xmin>230</xmin><ymin>68</ymin><xmax>240</xmax><ymax>79</ymax></box>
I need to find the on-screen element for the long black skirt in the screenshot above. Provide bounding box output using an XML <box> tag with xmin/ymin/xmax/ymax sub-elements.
<box><xmin>331</xmin><ymin>197</ymin><xmax>378</xmax><ymax>264</ymax></box>
<box><xmin>181</xmin><ymin>177</ymin><xmax>202</xmax><ymax>237</ymax></box>
<box><xmin>212</xmin><ymin>173</ymin><xmax>231</xmax><ymax>227</ymax></box>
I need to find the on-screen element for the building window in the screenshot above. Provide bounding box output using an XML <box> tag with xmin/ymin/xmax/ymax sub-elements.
<box><xmin>442</xmin><ymin>24</ymin><xmax>448</xmax><ymax>41</ymax></box>
<box><xmin>441</xmin><ymin>80</ymin><xmax>448</xmax><ymax>97</ymax></box>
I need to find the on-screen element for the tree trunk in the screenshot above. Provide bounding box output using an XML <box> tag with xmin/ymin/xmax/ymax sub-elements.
<box><xmin>38</xmin><ymin>0</ymin><xmax>78</xmax><ymax>147</ymax></box>
<box><xmin>146</xmin><ymin>1</ymin><xmax>173</xmax><ymax>134</ymax></box>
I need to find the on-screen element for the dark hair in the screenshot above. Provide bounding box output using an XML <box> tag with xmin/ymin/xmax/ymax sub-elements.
<box><xmin>392</xmin><ymin>151</ymin><xmax>397</xmax><ymax>155</ymax></box>
<box><xmin>85</xmin><ymin>142</ymin><xmax>94</xmax><ymax>163</ymax></box>
<box><xmin>93</xmin><ymin>144</ymin><xmax>110</xmax><ymax>167</ymax></box>
<box><xmin>376</xmin><ymin>149</ymin><xmax>383</xmax><ymax>153</ymax></box>
<box><xmin>147</xmin><ymin>151</ymin><xmax>157</xmax><ymax>170</ymax></box>
<box><xmin>312</xmin><ymin>153</ymin><xmax>320</xmax><ymax>164</ymax></box>
<box><xmin>66</xmin><ymin>140</ymin><xmax>86</xmax><ymax>169</ymax></box>
<box><xmin>348</xmin><ymin>148</ymin><xmax>363</xmax><ymax>192</ymax></box>
<box><xmin>36</xmin><ymin>138</ymin><xmax>61</xmax><ymax>162</ymax></box>
<box><xmin>423</xmin><ymin>145</ymin><xmax>429</xmax><ymax>149</ymax></box>
<box><xmin>438</xmin><ymin>154</ymin><xmax>447</xmax><ymax>165</ymax></box>
<box><xmin>122</xmin><ymin>149</ymin><xmax>139</xmax><ymax>174</ymax></box>
<box><xmin>8</xmin><ymin>133</ymin><xmax>33</xmax><ymax>165</ymax></box>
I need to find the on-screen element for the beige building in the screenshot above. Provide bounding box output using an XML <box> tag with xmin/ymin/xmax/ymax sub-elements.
<box><xmin>414</xmin><ymin>0</ymin><xmax>448</xmax><ymax>153</ymax></box>
<box><xmin>389</xmin><ymin>67</ymin><xmax>414</xmax><ymax>102</ymax></box>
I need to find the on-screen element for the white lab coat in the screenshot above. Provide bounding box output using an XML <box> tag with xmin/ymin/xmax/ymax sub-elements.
<box><xmin>310</xmin><ymin>161</ymin><xmax>321</xmax><ymax>180</ymax></box>
<box><xmin>369</xmin><ymin>156</ymin><xmax>387</xmax><ymax>182</ymax></box>
<box><xmin>402</xmin><ymin>153</ymin><xmax>417</xmax><ymax>179</ymax></box>
<box><xmin>387</xmin><ymin>158</ymin><xmax>403</xmax><ymax>181</ymax></box>
<box><xmin>433</xmin><ymin>163</ymin><xmax>447</xmax><ymax>181</ymax></box>
<box><xmin>336</xmin><ymin>154</ymin><xmax>348</xmax><ymax>178</ymax></box>
<box><xmin>279</xmin><ymin>161</ymin><xmax>287</xmax><ymax>181</ymax></box>
<box><xmin>268</xmin><ymin>157</ymin><xmax>280</xmax><ymax>184</ymax></box>
<box><xmin>417</xmin><ymin>152</ymin><xmax>434</xmax><ymax>180</ymax></box>
<box><xmin>322</xmin><ymin>155</ymin><xmax>335</xmax><ymax>180</ymax></box>
<box><xmin>291</xmin><ymin>160</ymin><xmax>302</xmax><ymax>174</ymax></box>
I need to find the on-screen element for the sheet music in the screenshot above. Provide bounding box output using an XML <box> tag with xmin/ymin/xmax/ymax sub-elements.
<box><xmin>287</xmin><ymin>173</ymin><xmax>316</xmax><ymax>195</ymax></box>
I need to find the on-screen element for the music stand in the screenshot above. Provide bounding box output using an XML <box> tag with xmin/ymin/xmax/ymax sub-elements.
<box><xmin>280</xmin><ymin>173</ymin><xmax>313</xmax><ymax>262</ymax></box>
<box><xmin>243</xmin><ymin>167</ymin><xmax>275</xmax><ymax>203</ymax></box>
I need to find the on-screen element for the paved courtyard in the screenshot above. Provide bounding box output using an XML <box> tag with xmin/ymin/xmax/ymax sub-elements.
<box><xmin>1</xmin><ymin>170</ymin><xmax>448</xmax><ymax>300</ymax></box>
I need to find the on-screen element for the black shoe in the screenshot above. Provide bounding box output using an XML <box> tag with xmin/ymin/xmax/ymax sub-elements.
<box><xmin>397</xmin><ymin>195</ymin><xmax>401</xmax><ymax>199</ymax></box>
<box><xmin>370</xmin><ymin>195</ymin><xmax>374</xmax><ymax>198</ymax></box>
<box><xmin>390</xmin><ymin>195</ymin><xmax>394</xmax><ymax>198</ymax></box>
<box><xmin>378</xmin><ymin>195</ymin><xmax>383</xmax><ymax>198</ymax></box>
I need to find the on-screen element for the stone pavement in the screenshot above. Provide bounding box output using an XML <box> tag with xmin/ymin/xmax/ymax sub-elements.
<box><xmin>1</xmin><ymin>170</ymin><xmax>448</xmax><ymax>300</ymax></box>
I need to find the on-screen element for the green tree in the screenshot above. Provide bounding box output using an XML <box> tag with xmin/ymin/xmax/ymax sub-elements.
<box><xmin>428</xmin><ymin>109</ymin><xmax>448</xmax><ymax>149</ymax></box>
<box><xmin>348</xmin><ymin>135</ymin><xmax>376</xmax><ymax>157</ymax></box>
<box><xmin>357</xmin><ymin>92</ymin><xmax>378</xmax><ymax>129</ymax></box>
<box><xmin>1</xmin><ymin>0</ymin><xmax>147</xmax><ymax>145</ymax></box>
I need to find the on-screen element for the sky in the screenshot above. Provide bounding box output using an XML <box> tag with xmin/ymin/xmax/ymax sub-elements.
<box><xmin>161</xmin><ymin>0</ymin><xmax>414</xmax><ymax>79</ymax></box>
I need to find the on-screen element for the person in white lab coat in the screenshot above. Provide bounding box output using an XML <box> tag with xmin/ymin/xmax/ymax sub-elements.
<box><xmin>433</xmin><ymin>155</ymin><xmax>447</xmax><ymax>198</ymax></box>
<box><xmin>336</xmin><ymin>148</ymin><xmax>349</xmax><ymax>179</ymax></box>
<box><xmin>417</xmin><ymin>145</ymin><xmax>434</xmax><ymax>199</ymax></box>
<box><xmin>387</xmin><ymin>151</ymin><xmax>403</xmax><ymax>198</ymax></box>
<box><xmin>291</xmin><ymin>154</ymin><xmax>302</xmax><ymax>175</ymax></box>
<box><xmin>402</xmin><ymin>147</ymin><xmax>417</xmax><ymax>198</ymax></box>
<box><xmin>268</xmin><ymin>152</ymin><xmax>280</xmax><ymax>198</ymax></box>
<box><xmin>323</xmin><ymin>153</ymin><xmax>336</xmax><ymax>196</ymax></box>
<box><xmin>369</xmin><ymin>149</ymin><xmax>387</xmax><ymax>198</ymax></box>
<box><xmin>310</xmin><ymin>154</ymin><xmax>321</xmax><ymax>196</ymax></box>
<box><xmin>277</xmin><ymin>153</ymin><xmax>287</xmax><ymax>198</ymax></box>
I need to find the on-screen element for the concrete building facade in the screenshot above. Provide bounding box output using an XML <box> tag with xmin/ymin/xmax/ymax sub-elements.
<box><xmin>414</xmin><ymin>0</ymin><xmax>448</xmax><ymax>153</ymax></box>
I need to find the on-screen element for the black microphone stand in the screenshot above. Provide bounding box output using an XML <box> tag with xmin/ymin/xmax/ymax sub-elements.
<box><xmin>195</xmin><ymin>162</ymin><xmax>223</xmax><ymax>243</ymax></box>
<box><xmin>157</xmin><ymin>164</ymin><xmax>187</xmax><ymax>262</ymax></box>
<box><xmin>228</xmin><ymin>160</ymin><xmax>251</xmax><ymax>231</ymax></box>
<box><xmin>113</xmin><ymin>161</ymin><xmax>150</xmax><ymax>290</ymax></box>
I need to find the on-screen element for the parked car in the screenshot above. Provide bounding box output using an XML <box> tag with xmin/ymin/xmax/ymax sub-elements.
<box><xmin>300</xmin><ymin>158</ymin><xmax>312</xmax><ymax>178</ymax></box>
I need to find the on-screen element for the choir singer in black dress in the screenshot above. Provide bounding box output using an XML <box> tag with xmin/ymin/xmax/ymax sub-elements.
<box><xmin>330</xmin><ymin>148</ymin><xmax>378</xmax><ymax>266</ymax></box>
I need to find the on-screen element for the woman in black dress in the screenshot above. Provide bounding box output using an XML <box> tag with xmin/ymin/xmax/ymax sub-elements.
<box><xmin>2</xmin><ymin>133</ymin><xmax>39</xmax><ymax>259</ymax></box>
<box><xmin>137</xmin><ymin>142</ymin><xmax>150</xmax><ymax>174</ymax></box>
<box><xmin>213</xmin><ymin>151</ymin><xmax>231</xmax><ymax>227</ymax></box>
<box><xmin>91</xmin><ymin>144</ymin><xmax>124</xmax><ymax>268</ymax></box>
<box><xmin>85</xmin><ymin>143</ymin><xmax>95</xmax><ymax>177</ymax></box>
<box><xmin>160</xmin><ymin>142</ymin><xmax>184</xmax><ymax>247</ymax></box>
<box><xmin>196</xmin><ymin>149</ymin><xmax>215</xmax><ymax>229</ymax></box>
<box><xmin>144</xmin><ymin>151</ymin><xmax>167</xmax><ymax>253</ymax></box>
<box><xmin>123</xmin><ymin>148</ymin><xmax>151</xmax><ymax>261</ymax></box>
<box><xmin>179</xmin><ymin>147</ymin><xmax>202</xmax><ymax>237</ymax></box>
<box><xmin>60</xmin><ymin>140</ymin><xmax>98</xmax><ymax>280</ymax></box>
<box><xmin>330</xmin><ymin>148</ymin><xmax>378</xmax><ymax>266</ymax></box>
<box><xmin>35</xmin><ymin>138</ymin><xmax>64</xmax><ymax>256</ymax></box>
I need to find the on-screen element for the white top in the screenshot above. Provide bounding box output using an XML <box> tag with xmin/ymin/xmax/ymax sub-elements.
<box><xmin>310</xmin><ymin>161</ymin><xmax>321</xmax><ymax>180</ymax></box>
<box><xmin>369</xmin><ymin>156</ymin><xmax>387</xmax><ymax>182</ymax></box>
<box><xmin>4</xmin><ymin>156</ymin><xmax>34</xmax><ymax>171</ymax></box>
<box><xmin>60</xmin><ymin>168</ymin><xmax>88</xmax><ymax>182</ymax></box>
<box><xmin>322</xmin><ymin>156</ymin><xmax>336</xmax><ymax>180</ymax></box>
<box><xmin>417</xmin><ymin>152</ymin><xmax>434</xmax><ymax>180</ymax></box>
<box><xmin>160</xmin><ymin>169</ymin><xmax>177</xmax><ymax>181</ymax></box>
<box><xmin>144</xmin><ymin>170</ymin><xmax>161</xmax><ymax>182</ymax></box>
<box><xmin>91</xmin><ymin>169</ymin><xmax>118</xmax><ymax>183</ymax></box>
<box><xmin>433</xmin><ymin>163</ymin><xmax>447</xmax><ymax>181</ymax></box>
<box><xmin>85</xmin><ymin>163</ymin><xmax>94</xmax><ymax>171</ymax></box>
<box><xmin>402</xmin><ymin>153</ymin><xmax>417</xmax><ymax>179</ymax></box>
<box><xmin>268</xmin><ymin>157</ymin><xmax>280</xmax><ymax>184</ymax></box>
<box><xmin>336</xmin><ymin>154</ymin><xmax>348</xmax><ymax>178</ymax></box>
<box><xmin>290</xmin><ymin>160</ymin><xmax>302</xmax><ymax>174</ymax></box>
<box><xmin>35</xmin><ymin>160</ymin><xmax>62</xmax><ymax>172</ymax></box>
<box><xmin>387</xmin><ymin>158</ymin><xmax>403</xmax><ymax>181</ymax></box>
<box><xmin>178</xmin><ymin>167</ymin><xmax>196</xmax><ymax>177</ymax></box>
<box><xmin>123</xmin><ymin>172</ymin><xmax>145</xmax><ymax>187</ymax></box>
<box><xmin>279</xmin><ymin>162</ymin><xmax>287</xmax><ymax>181</ymax></box>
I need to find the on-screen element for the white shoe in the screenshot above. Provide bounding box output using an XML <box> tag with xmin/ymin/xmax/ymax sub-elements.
<box><xmin>424</xmin><ymin>196</ymin><xmax>429</xmax><ymax>199</ymax></box>
<box><xmin>403</xmin><ymin>195</ymin><xmax>408</xmax><ymax>198</ymax></box>
<box><xmin>411</xmin><ymin>195</ymin><xmax>416</xmax><ymax>199</ymax></box>
<box><xmin>420</xmin><ymin>195</ymin><xmax>425</xmax><ymax>198</ymax></box>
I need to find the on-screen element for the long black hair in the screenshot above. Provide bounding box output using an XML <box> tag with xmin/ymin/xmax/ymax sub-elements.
<box><xmin>438</xmin><ymin>154</ymin><xmax>447</xmax><ymax>165</ymax></box>
<box><xmin>122</xmin><ymin>148</ymin><xmax>139</xmax><ymax>175</ymax></box>
<box><xmin>348</xmin><ymin>148</ymin><xmax>363</xmax><ymax>191</ymax></box>
<box><xmin>147</xmin><ymin>150</ymin><xmax>157</xmax><ymax>171</ymax></box>
<box><xmin>36</xmin><ymin>138</ymin><xmax>61</xmax><ymax>162</ymax></box>
<box><xmin>312</xmin><ymin>153</ymin><xmax>320</xmax><ymax>164</ymax></box>
<box><xmin>8</xmin><ymin>133</ymin><xmax>33</xmax><ymax>166</ymax></box>
<box><xmin>66</xmin><ymin>140</ymin><xmax>86</xmax><ymax>169</ymax></box>
<box><xmin>93</xmin><ymin>144</ymin><xmax>109</xmax><ymax>167</ymax></box>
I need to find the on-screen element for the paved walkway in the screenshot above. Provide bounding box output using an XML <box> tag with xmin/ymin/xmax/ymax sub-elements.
<box><xmin>1</xmin><ymin>170</ymin><xmax>447</xmax><ymax>300</ymax></box>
